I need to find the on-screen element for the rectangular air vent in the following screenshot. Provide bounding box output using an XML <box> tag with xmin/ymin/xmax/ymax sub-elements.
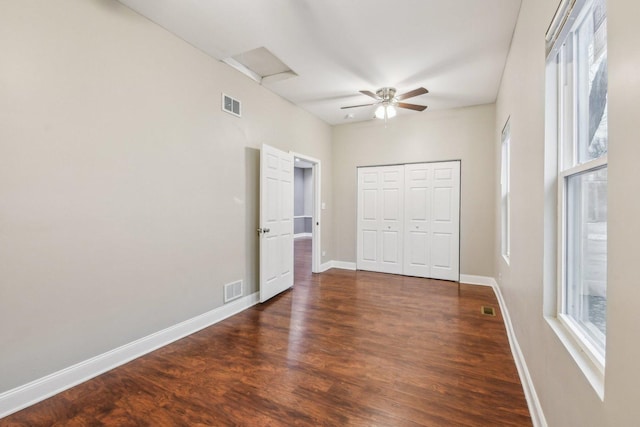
<box><xmin>222</xmin><ymin>93</ymin><xmax>241</xmax><ymax>117</ymax></box>
<box><xmin>481</xmin><ymin>306</ymin><xmax>496</xmax><ymax>316</ymax></box>
<box><xmin>224</xmin><ymin>280</ymin><xmax>243</xmax><ymax>303</ymax></box>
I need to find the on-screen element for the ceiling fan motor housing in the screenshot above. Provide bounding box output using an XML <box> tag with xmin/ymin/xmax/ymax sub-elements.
<box><xmin>376</xmin><ymin>87</ymin><xmax>396</xmax><ymax>101</ymax></box>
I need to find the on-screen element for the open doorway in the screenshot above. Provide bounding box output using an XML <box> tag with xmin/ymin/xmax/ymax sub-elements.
<box><xmin>291</xmin><ymin>152</ymin><xmax>321</xmax><ymax>278</ymax></box>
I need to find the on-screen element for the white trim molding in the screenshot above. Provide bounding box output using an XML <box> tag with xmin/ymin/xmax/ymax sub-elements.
<box><xmin>319</xmin><ymin>260</ymin><xmax>357</xmax><ymax>272</ymax></box>
<box><xmin>289</xmin><ymin>150</ymin><xmax>321</xmax><ymax>274</ymax></box>
<box><xmin>294</xmin><ymin>233</ymin><xmax>312</xmax><ymax>238</ymax></box>
<box><xmin>332</xmin><ymin>261</ymin><xmax>356</xmax><ymax>271</ymax></box>
<box><xmin>319</xmin><ymin>261</ymin><xmax>333</xmax><ymax>272</ymax></box>
<box><xmin>492</xmin><ymin>280</ymin><xmax>548</xmax><ymax>427</ymax></box>
<box><xmin>460</xmin><ymin>275</ymin><xmax>547</xmax><ymax>427</ymax></box>
<box><xmin>0</xmin><ymin>292</ymin><xmax>260</xmax><ymax>419</ymax></box>
<box><xmin>459</xmin><ymin>274</ymin><xmax>496</xmax><ymax>287</ymax></box>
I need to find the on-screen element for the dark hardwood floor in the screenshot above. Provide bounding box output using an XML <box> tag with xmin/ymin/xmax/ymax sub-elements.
<box><xmin>2</xmin><ymin>237</ymin><xmax>531</xmax><ymax>426</ymax></box>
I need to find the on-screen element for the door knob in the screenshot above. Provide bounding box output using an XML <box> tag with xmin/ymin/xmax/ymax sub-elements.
<box><xmin>257</xmin><ymin>227</ymin><xmax>271</xmax><ymax>234</ymax></box>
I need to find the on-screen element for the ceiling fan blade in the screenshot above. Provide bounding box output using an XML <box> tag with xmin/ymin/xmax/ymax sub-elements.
<box><xmin>340</xmin><ymin>103</ymin><xmax>376</xmax><ymax>109</ymax></box>
<box><xmin>397</xmin><ymin>102</ymin><xmax>427</xmax><ymax>111</ymax></box>
<box><xmin>396</xmin><ymin>87</ymin><xmax>429</xmax><ymax>100</ymax></box>
<box><xmin>359</xmin><ymin>90</ymin><xmax>380</xmax><ymax>100</ymax></box>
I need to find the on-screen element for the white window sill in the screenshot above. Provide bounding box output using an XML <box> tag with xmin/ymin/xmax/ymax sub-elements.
<box><xmin>545</xmin><ymin>315</ymin><xmax>605</xmax><ymax>400</ymax></box>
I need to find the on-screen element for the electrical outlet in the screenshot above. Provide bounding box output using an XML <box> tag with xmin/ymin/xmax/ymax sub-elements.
<box><xmin>322</xmin><ymin>250</ymin><xmax>326</xmax><ymax>257</ymax></box>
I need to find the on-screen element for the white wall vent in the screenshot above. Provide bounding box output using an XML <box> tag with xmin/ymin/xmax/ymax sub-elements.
<box><xmin>224</xmin><ymin>280</ymin><xmax>243</xmax><ymax>303</ymax></box>
<box><xmin>222</xmin><ymin>93</ymin><xmax>241</xmax><ymax>117</ymax></box>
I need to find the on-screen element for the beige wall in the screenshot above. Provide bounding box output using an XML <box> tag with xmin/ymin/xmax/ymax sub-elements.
<box><xmin>0</xmin><ymin>0</ymin><xmax>332</xmax><ymax>393</ymax></box>
<box><xmin>332</xmin><ymin>104</ymin><xmax>496</xmax><ymax>277</ymax></box>
<box><xmin>495</xmin><ymin>0</ymin><xmax>640</xmax><ymax>425</ymax></box>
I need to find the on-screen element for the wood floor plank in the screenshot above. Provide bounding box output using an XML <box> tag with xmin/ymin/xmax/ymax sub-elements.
<box><xmin>1</xmin><ymin>238</ymin><xmax>531</xmax><ymax>426</ymax></box>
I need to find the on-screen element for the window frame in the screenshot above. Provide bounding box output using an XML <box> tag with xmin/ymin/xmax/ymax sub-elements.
<box><xmin>545</xmin><ymin>0</ymin><xmax>608</xmax><ymax>397</ymax></box>
<box><xmin>557</xmin><ymin>158</ymin><xmax>607</xmax><ymax>371</ymax></box>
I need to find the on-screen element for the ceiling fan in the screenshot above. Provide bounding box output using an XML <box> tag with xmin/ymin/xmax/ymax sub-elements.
<box><xmin>341</xmin><ymin>87</ymin><xmax>428</xmax><ymax>119</ymax></box>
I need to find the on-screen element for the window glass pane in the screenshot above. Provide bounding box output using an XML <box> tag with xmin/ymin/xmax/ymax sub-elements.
<box><xmin>558</xmin><ymin>43</ymin><xmax>575</xmax><ymax>171</ymax></box>
<box><xmin>566</xmin><ymin>166</ymin><xmax>607</xmax><ymax>352</ymax></box>
<box><xmin>501</xmin><ymin>123</ymin><xmax>510</xmax><ymax>259</ymax></box>
<box><xmin>576</xmin><ymin>0</ymin><xmax>608</xmax><ymax>164</ymax></box>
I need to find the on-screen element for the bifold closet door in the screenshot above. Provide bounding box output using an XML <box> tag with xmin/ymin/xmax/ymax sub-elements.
<box><xmin>357</xmin><ymin>161</ymin><xmax>460</xmax><ymax>281</ymax></box>
<box><xmin>356</xmin><ymin>166</ymin><xmax>404</xmax><ymax>274</ymax></box>
<box><xmin>403</xmin><ymin>163</ymin><xmax>432</xmax><ymax>278</ymax></box>
<box><xmin>429</xmin><ymin>161</ymin><xmax>460</xmax><ymax>281</ymax></box>
<box><xmin>403</xmin><ymin>162</ymin><xmax>460</xmax><ymax>281</ymax></box>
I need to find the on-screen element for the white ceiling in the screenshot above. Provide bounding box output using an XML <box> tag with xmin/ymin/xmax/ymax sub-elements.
<box><xmin>118</xmin><ymin>0</ymin><xmax>521</xmax><ymax>125</ymax></box>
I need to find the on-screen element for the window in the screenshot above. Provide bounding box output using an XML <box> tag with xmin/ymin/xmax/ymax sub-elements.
<box><xmin>501</xmin><ymin>119</ymin><xmax>511</xmax><ymax>262</ymax></box>
<box><xmin>547</xmin><ymin>0</ymin><xmax>608</xmax><ymax>376</ymax></box>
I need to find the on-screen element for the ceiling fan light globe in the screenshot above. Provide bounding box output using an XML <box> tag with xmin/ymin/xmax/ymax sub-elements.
<box><xmin>375</xmin><ymin>105</ymin><xmax>386</xmax><ymax>119</ymax></box>
<box><xmin>386</xmin><ymin>105</ymin><xmax>397</xmax><ymax>118</ymax></box>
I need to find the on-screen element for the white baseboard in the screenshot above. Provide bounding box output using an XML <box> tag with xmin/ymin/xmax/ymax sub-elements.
<box><xmin>461</xmin><ymin>275</ymin><xmax>547</xmax><ymax>427</ymax></box>
<box><xmin>332</xmin><ymin>261</ymin><xmax>356</xmax><ymax>270</ymax></box>
<box><xmin>319</xmin><ymin>261</ymin><xmax>333</xmax><ymax>272</ymax></box>
<box><xmin>459</xmin><ymin>274</ymin><xmax>495</xmax><ymax>287</ymax></box>
<box><xmin>0</xmin><ymin>292</ymin><xmax>260</xmax><ymax>419</ymax></box>
<box><xmin>319</xmin><ymin>260</ymin><xmax>357</xmax><ymax>272</ymax></box>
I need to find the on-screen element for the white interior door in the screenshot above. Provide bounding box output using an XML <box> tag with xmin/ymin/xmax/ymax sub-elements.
<box><xmin>260</xmin><ymin>144</ymin><xmax>294</xmax><ymax>302</ymax></box>
<box><xmin>357</xmin><ymin>165</ymin><xmax>404</xmax><ymax>274</ymax></box>
<box><xmin>403</xmin><ymin>163</ymin><xmax>432</xmax><ymax>277</ymax></box>
<box><xmin>430</xmin><ymin>161</ymin><xmax>460</xmax><ymax>281</ymax></box>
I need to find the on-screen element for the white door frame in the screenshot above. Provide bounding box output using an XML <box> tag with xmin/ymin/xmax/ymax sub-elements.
<box><xmin>290</xmin><ymin>151</ymin><xmax>321</xmax><ymax>274</ymax></box>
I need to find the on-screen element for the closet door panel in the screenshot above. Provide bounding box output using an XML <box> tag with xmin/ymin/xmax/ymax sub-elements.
<box><xmin>378</xmin><ymin>166</ymin><xmax>404</xmax><ymax>274</ymax></box>
<box><xmin>408</xmin><ymin>232</ymin><xmax>429</xmax><ymax>265</ymax></box>
<box><xmin>433</xmin><ymin>187</ymin><xmax>453</xmax><ymax>221</ymax></box>
<box><xmin>404</xmin><ymin>163</ymin><xmax>432</xmax><ymax>277</ymax></box>
<box><xmin>382</xmin><ymin>230</ymin><xmax>400</xmax><ymax>263</ymax></box>
<box><xmin>357</xmin><ymin>169</ymin><xmax>380</xmax><ymax>271</ymax></box>
<box><xmin>361</xmin><ymin>230</ymin><xmax>377</xmax><ymax>262</ymax></box>
<box><xmin>430</xmin><ymin>162</ymin><xmax>460</xmax><ymax>281</ymax></box>
<box><xmin>357</xmin><ymin>166</ymin><xmax>404</xmax><ymax>274</ymax></box>
<box><xmin>432</xmin><ymin>232</ymin><xmax>453</xmax><ymax>268</ymax></box>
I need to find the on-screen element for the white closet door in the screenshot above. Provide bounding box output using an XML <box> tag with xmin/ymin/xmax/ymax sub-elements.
<box><xmin>403</xmin><ymin>163</ymin><xmax>432</xmax><ymax>277</ymax></box>
<box><xmin>357</xmin><ymin>166</ymin><xmax>404</xmax><ymax>274</ymax></box>
<box><xmin>430</xmin><ymin>161</ymin><xmax>460</xmax><ymax>281</ymax></box>
<box><xmin>357</xmin><ymin>168</ymin><xmax>380</xmax><ymax>272</ymax></box>
<box><xmin>357</xmin><ymin>161</ymin><xmax>459</xmax><ymax>281</ymax></box>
